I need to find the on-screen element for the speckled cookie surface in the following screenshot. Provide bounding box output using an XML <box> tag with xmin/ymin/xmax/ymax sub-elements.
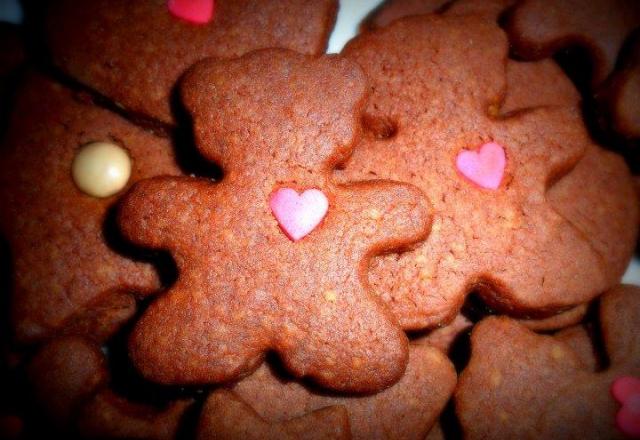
<box><xmin>118</xmin><ymin>49</ymin><xmax>431</xmax><ymax>392</ymax></box>
<box><xmin>230</xmin><ymin>344</ymin><xmax>456</xmax><ymax>440</ymax></box>
<box><xmin>364</xmin><ymin>0</ymin><xmax>580</xmax><ymax>116</ymax></box>
<box><xmin>336</xmin><ymin>14</ymin><xmax>638</xmax><ymax>330</ymax></box>
<box><xmin>46</xmin><ymin>0</ymin><xmax>338</xmax><ymax>125</ymax></box>
<box><xmin>0</xmin><ymin>74</ymin><xmax>181</xmax><ymax>344</ymax></box>
<box><xmin>455</xmin><ymin>285</ymin><xmax>640</xmax><ymax>439</ymax></box>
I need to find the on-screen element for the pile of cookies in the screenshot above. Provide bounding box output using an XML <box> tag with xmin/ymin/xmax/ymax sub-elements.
<box><xmin>0</xmin><ymin>0</ymin><xmax>638</xmax><ymax>438</ymax></box>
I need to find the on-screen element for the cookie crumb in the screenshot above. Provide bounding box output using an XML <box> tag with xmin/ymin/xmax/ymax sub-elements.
<box><xmin>490</xmin><ymin>370</ymin><xmax>502</xmax><ymax>387</ymax></box>
<box><xmin>419</xmin><ymin>268</ymin><xmax>433</xmax><ymax>281</ymax></box>
<box><xmin>324</xmin><ymin>290</ymin><xmax>337</xmax><ymax>303</ymax></box>
<box><xmin>367</xmin><ymin>208</ymin><xmax>382</xmax><ymax>220</ymax></box>
<box><xmin>551</xmin><ymin>344</ymin><xmax>565</xmax><ymax>360</ymax></box>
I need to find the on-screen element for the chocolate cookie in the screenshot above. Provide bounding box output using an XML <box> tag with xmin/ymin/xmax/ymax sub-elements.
<box><xmin>507</xmin><ymin>0</ymin><xmax>640</xmax><ymax>142</ymax></box>
<box><xmin>507</xmin><ymin>0</ymin><xmax>640</xmax><ymax>87</ymax></box>
<box><xmin>197</xmin><ymin>390</ymin><xmax>350</xmax><ymax>440</ymax></box>
<box><xmin>365</xmin><ymin>0</ymin><xmax>516</xmax><ymax>29</ymax></box>
<box><xmin>365</xmin><ymin>0</ymin><xmax>581</xmax><ymax>115</ymax></box>
<box><xmin>118</xmin><ymin>49</ymin><xmax>431</xmax><ymax>392</ymax></box>
<box><xmin>364</xmin><ymin>0</ymin><xmax>450</xmax><ymax>29</ymax></box>
<box><xmin>46</xmin><ymin>0</ymin><xmax>338</xmax><ymax>126</ymax></box>
<box><xmin>455</xmin><ymin>285</ymin><xmax>640</xmax><ymax>439</ymax></box>
<box><xmin>596</xmin><ymin>36</ymin><xmax>640</xmax><ymax>139</ymax></box>
<box><xmin>337</xmin><ymin>14</ymin><xmax>638</xmax><ymax>330</ymax></box>
<box><xmin>502</xmin><ymin>59</ymin><xmax>581</xmax><ymax>114</ymax></box>
<box><xmin>27</xmin><ymin>336</ymin><xmax>191</xmax><ymax>438</ymax></box>
<box><xmin>0</xmin><ymin>74</ymin><xmax>181</xmax><ymax>344</ymax></box>
<box><xmin>228</xmin><ymin>344</ymin><xmax>456</xmax><ymax>439</ymax></box>
<box><xmin>555</xmin><ymin>325</ymin><xmax>598</xmax><ymax>372</ymax></box>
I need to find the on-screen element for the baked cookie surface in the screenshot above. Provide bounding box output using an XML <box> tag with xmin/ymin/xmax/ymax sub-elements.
<box><xmin>46</xmin><ymin>0</ymin><xmax>338</xmax><ymax>125</ymax></box>
<box><xmin>0</xmin><ymin>74</ymin><xmax>181</xmax><ymax>344</ymax></box>
<box><xmin>118</xmin><ymin>49</ymin><xmax>431</xmax><ymax>392</ymax></box>
<box><xmin>337</xmin><ymin>14</ymin><xmax>638</xmax><ymax>329</ymax></box>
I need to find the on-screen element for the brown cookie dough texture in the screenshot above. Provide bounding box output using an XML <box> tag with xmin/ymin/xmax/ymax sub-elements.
<box><xmin>226</xmin><ymin>344</ymin><xmax>455</xmax><ymax>439</ymax></box>
<box><xmin>555</xmin><ymin>325</ymin><xmax>598</xmax><ymax>372</ymax></box>
<box><xmin>597</xmin><ymin>37</ymin><xmax>640</xmax><ymax>139</ymax></box>
<box><xmin>46</xmin><ymin>0</ymin><xmax>338</xmax><ymax>125</ymax></box>
<box><xmin>27</xmin><ymin>336</ymin><xmax>191</xmax><ymax>438</ymax></box>
<box><xmin>414</xmin><ymin>313</ymin><xmax>473</xmax><ymax>353</ymax></box>
<box><xmin>0</xmin><ymin>74</ymin><xmax>181</xmax><ymax>344</ymax></box>
<box><xmin>455</xmin><ymin>285</ymin><xmax>640</xmax><ymax>439</ymax></box>
<box><xmin>502</xmin><ymin>59</ymin><xmax>580</xmax><ymax>113</ymax></box>
<box><xmin>366</xmin><ymin>0</ymin><xmax>581</xmax><ymax>115</ymax></box>
<box><xmin>507</xmin><ymin>0</ymin><xmax>640</xmax><ymax>141</ymax></box>
<box><xmin>365</xmin><ymin>0</ymin><xmax>517</xmax><ymax>29</ymax></box>
<box><xmin>197</xmin><ymin>390</ymin><xmax>351</xmax><ymax>440</ymax></box>
<box><xmin>118</xmin><ymin>49</ymin><xmax>431</xmax><ymax>392</ymax></box>
<box><xmin>517</xmin><ymin>303</ymin><xmax>588</xmax><ymax>331</ymax></box>
<box><xmin>507</xmin><ymin>0</ymin><xmax>640</xmax><ymax>87</ymax></box>
<box><xmin>364</xmin><ymin>0</ymin><xmax>451</xmax><ymax>29</ymax></box>
<box><xmin>337</xmin><ymin>14</ymin><xmax>638</xmax><ymax>330</ymax></box>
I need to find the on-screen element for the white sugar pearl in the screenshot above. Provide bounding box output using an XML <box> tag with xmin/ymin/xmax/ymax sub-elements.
<box><xmin>72</xmin><ymin>141</ymin><xmax>132</xmax><ymax>198</ymax></box>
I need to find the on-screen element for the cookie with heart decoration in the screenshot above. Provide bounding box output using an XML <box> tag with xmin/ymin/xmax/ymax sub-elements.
<box><xmin>456</xmin><ymin>285</ymin><xmax>640</xmax><ymax>439</ymax></box>
<box><xmin>118</xmin><ymin>49</ymin><xmax>431</xmax><ymax>392</ymax></box>
<box><xmin>45</xmin><ymin>0</ymin><xmax>338</xmax><ymax>126</ymax></box>
<box><xmin>336</xmin><ymin>13</ymin><xmax>638</xmax><ymax>331</ymax></box>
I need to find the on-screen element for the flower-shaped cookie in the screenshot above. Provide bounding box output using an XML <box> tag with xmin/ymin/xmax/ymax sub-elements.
<box><xmin>46</xmin><ymin>0</ymin><xmax>338</xmax><ymax>125</ymax></box>
<box><xmin>337</xmin><ymin>14</ymin><xmax>638</xmax><ymax>330</ymax></box>
<box><xmin>0</xmin><ymin>74</ymin><xmax>181</xmax><ymax>344</ymax></box>
<box><xmin>456</xmin><ymin>285</ymin><xmax>640</xmax><ymax>439</ymax></box>
<box><xmin>118</xmin><ymin>49</ymin><xmax>431</xmax><ymax>392</ymax></box>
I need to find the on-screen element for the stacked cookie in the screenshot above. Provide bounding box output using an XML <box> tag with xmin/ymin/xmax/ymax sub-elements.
<box><xmin>0</xmin><ymin>1</ymin><xmax>638</xmax><ymax>439</ymax></box>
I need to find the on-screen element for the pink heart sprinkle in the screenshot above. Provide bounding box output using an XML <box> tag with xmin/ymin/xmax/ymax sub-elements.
<box><xmin>270</xmin><ymin>188</ymin><xmax>329</xmax><ymax>242</ymax></box>
<box><xmin>167</xmin><ymin>0</ymin><xmax>214</xmax><ymax>25</ymax></box>
<box><xmin>612</xmin><ymin>376</ymin><xmax>640</xmax><ymax>438</ymax></box>
<box><xmin>456</xmin><ymin>141</ymin><xmax>506</xmax><ymax>190</ymax></box>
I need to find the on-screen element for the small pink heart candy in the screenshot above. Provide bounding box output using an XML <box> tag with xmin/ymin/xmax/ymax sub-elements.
<box><xmin>612</xmin><ymin>376</ymin><xmax>640</xmax><ymax>438</ymax></box>
<box><xmin>456</xmin><ymin>141</ymin><xmax>506</xmax><ymax>190</ymax></box>
<box><xmin>269</xmin><ymin>188</ymin><xmax>329</xmax><ymax>242</ymax></box>
<box><xmin>167</xmin><ymin>0</ymin><xmax>215</xmax><ymax>25</ymax></box>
